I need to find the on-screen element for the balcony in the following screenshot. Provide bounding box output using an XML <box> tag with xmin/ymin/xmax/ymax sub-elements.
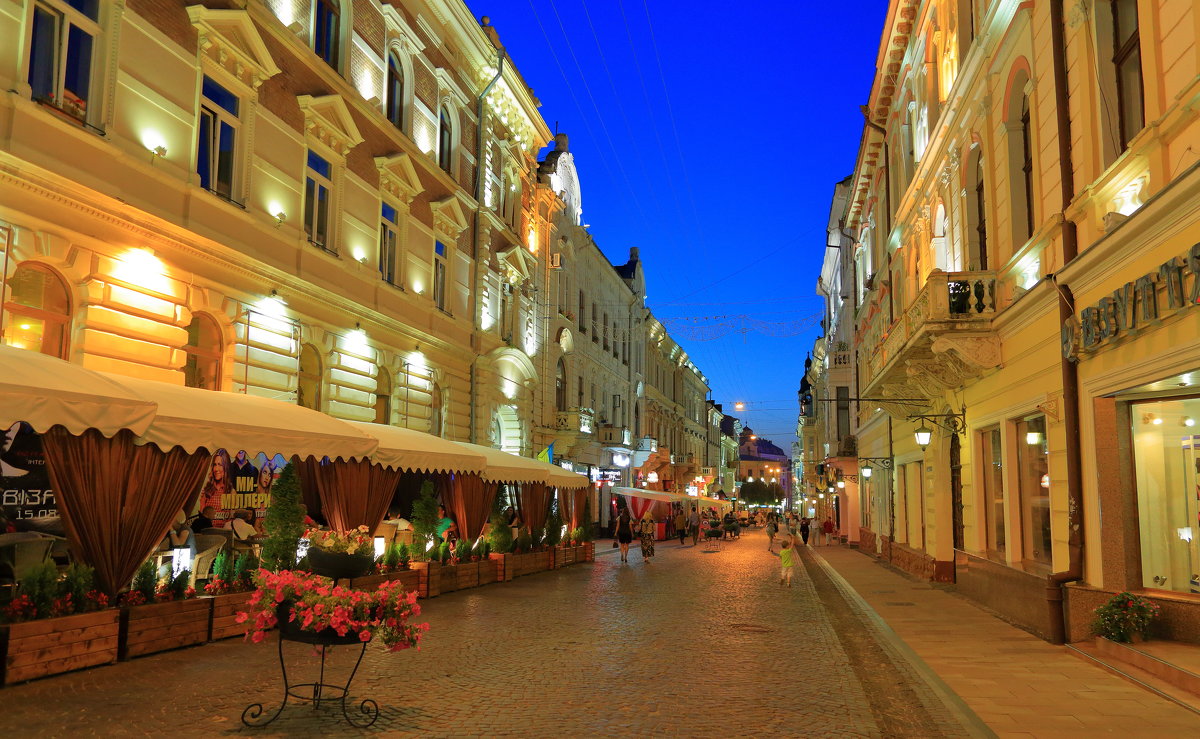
<box><xmin>552</xmin><ymin>407</ymin><xmax>594</xmax><ymax>457</ymax></box>
<box><xmin>858</xmin><ymin>270</ymin><xmax>1002</xmax><ymax>407</ymax></box>
<box><xmin>598</xmin><ymin>424</ymin><xmax>632</xmax><ymax>448</ymax></box>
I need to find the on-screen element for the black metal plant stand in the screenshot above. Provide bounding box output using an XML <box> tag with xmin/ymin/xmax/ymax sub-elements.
<box><xmin>241</xmin><ymin>606</ymin><xmax>379</xmax><ymax>728</ymax></box>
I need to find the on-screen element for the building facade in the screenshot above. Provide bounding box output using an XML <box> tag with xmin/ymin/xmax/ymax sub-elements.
<box><xmin>0</xmin><ymin>0</ymin><xmax>716</xmax><ymax>530</ymax></box>
<box><xmin>831</xmin><ymin>0</ymin><xmax>1200</xmax><ymax>641</ymax></box>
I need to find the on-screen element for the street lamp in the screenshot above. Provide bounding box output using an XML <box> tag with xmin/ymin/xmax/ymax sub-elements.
<box><xmin>908</xmin><ymin>408</ymin><xmax>966</xmax><ymax>450</ymax></box>
<box><xmin>914</xmin><ymin>425</ymin><xmax>933</xmax><ymax>449</ymax></box>
<box><xmin>861</xmin><ymin>464</ymin><xmax>873</xmax><ymax>479</ymax></box>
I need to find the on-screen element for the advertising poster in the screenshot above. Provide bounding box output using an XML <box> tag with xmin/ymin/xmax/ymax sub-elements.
<box><xmin>0</xmin><ymin>421</ymin><xmax>56</xmax><ymax>521</ymax></box>
<box><xmin>198</xmin><ymin>448</ymin><xmax>287</xmax><ymax>523</ymax></box>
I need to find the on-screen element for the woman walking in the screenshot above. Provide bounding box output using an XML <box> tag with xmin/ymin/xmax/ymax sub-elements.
<box><xmin>615</xmin><ymin>508</ymin><xmax>635</xmax><ymax>563</ymax></box>
<box><xmin>639</xmin><ymin>514</ymin><xmax>656</xmax><ymax>562</ymax></box>
<box><xmin>674</xmin><ymin>508</ymin><xmax>687</xmax><ymax>545</ymax></box>
<box><xmin>766</xmin><ymin>514</ymin><xmax>778</xmax><ymax>552</ymax></box>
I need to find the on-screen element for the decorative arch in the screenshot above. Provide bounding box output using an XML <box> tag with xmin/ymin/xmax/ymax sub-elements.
<box><xmin>491</xmin><ymin>405</ymin><xmax>522</xmax><ymax>454</ymax></box>
<box><xmin>3</xmin><ymin>261</ymin><xmax>72</xmax><ymax>359</ymax></box>
<box><xmin>183</xmin><ymin>312</ymin><xmax>224</xmax><ymax>390</ymax></box>
<box><xmin>555</xmin><ymin>326</ymin><xmax>574</xmax><ymax>354</ymax></box>
<box><xmin>374</xmin><ymin>366</ymin><xmax>392</xmax><ymax>424</ymax></box>
<box><xmin>297</xmin><ymin>343</ymin><xmax>323</xmax><ymax>410</ymax></box>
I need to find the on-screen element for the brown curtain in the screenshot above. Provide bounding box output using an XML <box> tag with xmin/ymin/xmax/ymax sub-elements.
<box><xmin>443</xmin><ymin>474</ymin><xmax>496</xmax><ymax>541</ymax></box>
<box><xmin>572</xmin><ymin>488</ymin><xmax>588</xmax><ymax>531</ymax></box>
<box><xmin>295</xmin><ymin>456</ymin><xmax>323</xmax><ymax>524</ymax></box>
<box><xmin>519</xmin><ymin>482</ymin><xmax>552</xmax><ymax>537</ymax></box>
<box><xmin>557</xmin><ymin>487</ymin><xmax>574</xmax><ymax>532</ymax></box>
<box><xmin>299</xmin><ymin>457</ymin><xmax>403</xmax><ymax>533</ymax></box>
<box><xmin>42</xmin><ymin>428</ymin><xmax>210</xmax><ymax>596</ymax></box>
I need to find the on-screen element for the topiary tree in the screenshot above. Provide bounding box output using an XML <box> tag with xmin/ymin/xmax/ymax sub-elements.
<box><xmin>486</xmin><ymin>510</ymin><xmax>513</xmax><ymax>554</ymax></box>
<box><xmin>579</xmin><ymin>497</ymin><xmax>593</xmax><ymax>541</ymax></box>
<box><xmin>262</xmin><ymin>463</ymin><xmax>305</xmax><ymax>572</ymax></box>
<box><xmin>545</xmin><ymin>509</ymin><xmax>563</xmax><ymax>547</ymax></box>
<box><xmin>411</xmin><ymin>479</ymin><xmax>441</xmax><ymax>558</ymax></box>
<box><xmin>131</xmin><ymin>560</ymin><xmax>158</xmax><ymax>601</ymax></box>
<box><xmin>515</xmin><ymin>529</ymin><xmax>533</xmax><ymax>554</ymax></box>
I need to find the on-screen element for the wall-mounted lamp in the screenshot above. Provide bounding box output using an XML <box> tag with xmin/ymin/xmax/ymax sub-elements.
<box><xmin>150</xmin><ymin>145</ymin><xmax>167</xmax><ymax>163</ymax></box>
<box><xmin>273</xmin><ymin>211</ymin><xmax>287</xmax><ymax>227</ymax></box>
<box><xmin>908</xmin><ymin>408</ymin><xmax>966</xmax><ymax>450</ymax></box>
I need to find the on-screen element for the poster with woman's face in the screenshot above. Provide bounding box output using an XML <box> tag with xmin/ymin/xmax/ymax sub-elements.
<box><xmin>198</xmin><ymin>448</ymin><xmax>286</xmax><ymax>521</ymax></box>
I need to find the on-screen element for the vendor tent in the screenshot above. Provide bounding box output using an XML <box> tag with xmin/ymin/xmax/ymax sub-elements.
<box><xmin>612</xmin><ymin>487</ymin><xmax>691</xmax><ymax>520</ymax></box>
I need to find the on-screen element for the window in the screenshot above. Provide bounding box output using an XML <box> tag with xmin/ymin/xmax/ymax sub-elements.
<box><xmin>433</xmin><ymin>241</ymin><xmax>447</xmax><ymax>311</ymax></box>
<box><xmin>577</xmin><ymin>291</ymin><xmax>585</xmax><ymax>332</ymax></box>
<box><xmin>576</xmin><ymin>375</ymin><xmax>583</xmax><ymax>409</ymax></box>
<box><xmin>438</xmin><ymin>107</ymin><xmax>453</xmax><ymax>173</ymax></box>
<box><xmin>28</xmin><ymin>0</ymin><xmax>100</xmax><ymax>124</ymax></box>
<box><xmin>374</xmin><ymin>369</ymin><xmax>391</xmax><ymax>424</ymax></box>
<box><xmin>1016</xmin><ymin>415</ymin><xmax>1050</xmax><ymax>566</ymax></box>
<box><xmin>835</xmin><ymin>386</ymin><xmax>850</xmax><ymax>443</ymax></box>
<box><xmin>385</xmin><ymin>53</ymin><xmax>404</xmax><ymax>130</ymax></box>
<box><xmin>379</xmin><ymin>203</ymin><xmax>398</xmax><ymax>284</ymax></box>
<box><xmin>591</xmin><ymin>304</ymin><xmax>598</xmax><ymax>343</ymax></box>
<box><xmin>967</xmin><ymin>147</ymin><xmax>988</xmax><ymax>270</ymax></box>
<box><xmin>2</xmin><ymin>263</ymin><xmax>70</xmax><ymax>358</ymax></box>
<box><xmin>197</xmin><ymin>76</ymin><xmax>240</xmax><ymax>201</ymax></box>
<box><xmin>1019</xmin><ymin>97</ymin><xmax>1034</xmax><ymax>243</ymax></box>
<box><xmin>297</xmin><ymin>344</ymin><xmax>322</xmax><ymax>410</ymax></box>
<box><xmin>304</xmin><ymin>150</ymin><xmax>333</xmax><ymax>250</ymax></box>
<box><xmin>1111</xmin><ymin>0</ymin><xmax>1144</xmax><ymax>150</ymax></box>
<box><xmin>1131</xmin><ymin>396</ymin><xmax>1200</xmax><ymax>593</ymax></box>
<box><xmin>555</xmin><ymin>359</ymin><xmax>567</xmax><ymax>412</ymax></box>
<box><xmin>183</xmin><ymin>314</ymin><xmax>222</xmax><ymax>390</ymax></box>
<box><xmin>979</xmin><ymin>425</ymin><xmax>1005</xmax><ymax>558</ymax></box>
<box><xmin>612</xmin><ymin>322</ymin><xmax>619</xmax><ymax>358</ymax></box>
<box><xmin>602</xmin><ymin>313</ymin><xmax>609</xmax><ymax>350</ymax></box>
<box><xmin>429</xmin><ymin>382</ymin><xmax>443</xmax><ymax>436</ymax></box>
<box><xmin>313</xmin><ymin>0</ymin><xmax>340</xmax><ymax>69</ymax></box>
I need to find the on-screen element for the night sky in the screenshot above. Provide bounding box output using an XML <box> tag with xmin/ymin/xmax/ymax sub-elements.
<box><xmin>466</xmin><ymin>0</ymin><xmax>887</xmax><ymax>448</ymax></box>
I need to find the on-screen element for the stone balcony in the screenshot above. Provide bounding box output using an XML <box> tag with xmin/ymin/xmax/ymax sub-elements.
<box><xmin>552</xmin><ymin>407</ymin><xmax>594</xmax><ymax>456</ymax></box>
<box><xmin>598</xmin><ymin>424</ymin><xmax>632</xmax><ymax>448</ymax></box>
<box><xmin>858</xmin><ymin>270</ymin><xmax>1002</xmax><ymax>412</ymax></box>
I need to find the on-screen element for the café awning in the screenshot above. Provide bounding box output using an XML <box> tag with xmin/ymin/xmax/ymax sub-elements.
<box><xmin>612</xmin><ymin>486</ymin><xmax>691</xmax><ymax>504</ymax></box>
<box><xmin>0</xmin><ymin>345</ymin><xmax>156</xmax><ymax>437</ymax></box>
<box><xmin>347</xmin><ymin>421</ymin><xmax>486</xmax><ymax>474</ymax></box>
<box><xmin>452</xmin><ymin>442</ymin><xmax>586</xmax><ymax>486</ymax></box>
<box><xmin>104</xmin><ymin>375</ymin><xmax>378</xmax><ymax>461</ymax></box>
<box><xmin>547</xmin><ymin>465</ymin><xmax>589</xmax><ymax>490</ymax></box>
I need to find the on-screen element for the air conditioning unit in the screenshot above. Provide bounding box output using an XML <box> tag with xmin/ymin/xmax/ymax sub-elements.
<box><xmin>549</xmin><ymin>253</ymin><xmax>562</xmax><ymax>269</ymax></box>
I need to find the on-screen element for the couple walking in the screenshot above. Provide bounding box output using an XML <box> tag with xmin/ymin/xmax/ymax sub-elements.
<box><xmin>614</xmin><ymin>508</ymin><xmax>655</xmax><ymax>563</ymax></box>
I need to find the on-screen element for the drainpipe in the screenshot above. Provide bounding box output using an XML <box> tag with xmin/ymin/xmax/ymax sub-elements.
<box><xmin>467</xmin><ymin>33</ymin><xmax>506</xmax><ymax>445</ymax></box>
<box><xmin>887</xmin><ymin>415</ymin><xmax>894</xmax><ymax>564</ymax></box>
<box><xmin>1047</xmin><ymin>0</ymin><xmax>1083</xmax><ymax>645</ymax></box>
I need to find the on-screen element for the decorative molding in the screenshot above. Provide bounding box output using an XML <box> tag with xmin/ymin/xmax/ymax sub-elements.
<box><xmin>297</xmin><ymin>94</ymin><xmax>365</xmax><ymax>157</ymax></box>
<box><xmin>429</xmin><ymin>197</ymin><xmax>469</xmax><ymax>242</ymax></box>
<box><xmin>374</xmin><ymin>154</ymin><xmax>424</xmax><ymax>204</ymax></box>
<box><xmin>930</xmin><ymin>333</ymin><xmax>1002</xmax><ymax>369</ymax></box>
<box><xmin>187</xmin><ymin>6</ymin><xmax>282</xmax><ymax>90</ymax></box>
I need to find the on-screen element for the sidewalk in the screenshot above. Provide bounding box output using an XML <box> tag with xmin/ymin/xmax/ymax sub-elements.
<box><xmin>813</xmin><ymin>544</ymin><xmax>1200</xmax><ymax>738</ymax></box>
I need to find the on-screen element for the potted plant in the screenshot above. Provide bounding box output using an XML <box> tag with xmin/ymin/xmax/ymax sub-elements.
<box><xmin>1</xmin><ymin>563</ymin><xmax>115</xmax><ymax>685</ymax></box>
<box><xmin>303</xmin><ymin>527</ymin><xmax>376</xmax><ymax>580</ymax></box>
<box><xmin>545</xmin><ymin>510</ymin><xmax>563</xmax><ymax>568</ymax></box>
<box><xmin>206</xmin><ymin>552</ymin><xmax>261</xmax><ymax>640</ymax></box>
<box><xmin>239</xmin><ymin>570</ymin><xmax>427</xmax><ymax>651</ymax></box>
<box><xmin>352</xmin><ymin>542</ymin><xmax>415</xmax><ymax>591</ymax></box>
<box><xmin>119</xmin><ymin>560</ymin><xmax>210</xmax><ymax>660</ymax></box>
<box><xmin>260</xmin><ymin>463</ymin><xmax>306</xmax><ymax>572</ymax></box>
<box><xmin>487</xmin><ymin>511</ymin><xmax>514</xmax><ymax>582</ymax></box>
<box><xmin>1094</xmin><ymin>591</ymin><xmax>1162</xmax><ymax>643</ymax></box>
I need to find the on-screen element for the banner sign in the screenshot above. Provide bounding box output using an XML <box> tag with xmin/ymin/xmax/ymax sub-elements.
<box><xmin>1</xmin><ymin>421</ymin><xmax>56</xmax><ymax>521</ymax></box>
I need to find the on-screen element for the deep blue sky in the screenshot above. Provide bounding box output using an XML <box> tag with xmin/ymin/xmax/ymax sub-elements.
<box><xmin>467</xmin><ymin>0</ymin><xmax>886</xmax><ymax>449</ymax></box>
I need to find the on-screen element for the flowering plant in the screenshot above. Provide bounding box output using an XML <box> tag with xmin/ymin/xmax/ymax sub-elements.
<box><xmin>305</xmin><ymin>526</ymin><xmax>374</xmax><ymax>555</ymax></box>
<box><xmin>1093</xmin><ymin>591</ymin><xmax>1162</xmax><ymax>643</ymax></box>
<box><xmin>204</xmin><ymin>552</ymin><xmax>258</xmax><ymax>595</ymax></box>
<box><xmin>238</xmin><ymin>569</ymin><xmax>428</xmax><ymax>652</ymax></box>
<box><xmin>2</xmin><ymin>563</ymin><xmax>110</xmax><ymax>623</ymax></box>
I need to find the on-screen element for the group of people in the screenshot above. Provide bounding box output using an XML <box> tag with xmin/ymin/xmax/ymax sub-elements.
<box><xmin>613</xmin><ymin>507</ymin><xmax>656</xmax><ymax>563</ymax></box>
<box><xmin>763</xmin><ymin>512</ymin><xmax>835</xmax><ymax>552</ymax></box>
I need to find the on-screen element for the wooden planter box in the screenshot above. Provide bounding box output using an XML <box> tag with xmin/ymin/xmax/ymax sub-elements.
<box><xmin>489</xmin><ymin>552</ymin><xmax>512</xmax><ymax>582</ymax></box>
<box><xmin>477</xmin><ymin>558</ymin><xmax>497</xmax><ymax>586</ymax></box>
<box><xmin>392</xmin><ymin>569</ymin><xmax>420</xmax><ymax>594</ymax></box>
<box><xmin>560</xmin><ymin>546</ymin><xmax>576</xmax><ymax>566</ymax></box>
<box><xmin>210</xmin><ymin>591</ymin><xmax>256</xmax><ymax>641</ymax></box>
<box><xmin>120</xmin><ymin>598</ymin><xmax>211</xmax><ymax>660</ymax></box>
<box><xmin>438</xmin><ymin>563</ymin><xmax>460</xmax><ymax>593</ymax></box>
<box><xmin>410</xmin><ymin>561</ymin><xmax>440</xmax><ymax>598</ymax></box>
<box><xmin>585</xmin><ymin>542</ymin><xmax>595</xmax><ymax>561</ymax></box>
<box><xmin>2</xmin><ymin>610</ymin><xmax>120</xmax><ymax>685</ymax></box>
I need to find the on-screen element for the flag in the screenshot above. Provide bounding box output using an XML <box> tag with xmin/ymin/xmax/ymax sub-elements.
<box><xmin>536</xmin><ymin>443</ymin><xmax>554</xmax><ymax>465</ymax></box>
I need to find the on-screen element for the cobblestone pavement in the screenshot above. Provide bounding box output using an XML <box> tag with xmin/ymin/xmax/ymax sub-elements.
<box><xmin>4</xmin><ymin>530</ymin><xmax>987</xmax><ymax>737</ymax></box>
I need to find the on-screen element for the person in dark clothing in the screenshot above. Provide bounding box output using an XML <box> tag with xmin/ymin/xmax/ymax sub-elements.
<box><xmin>799</xmin><ymin>517</ymin><xmax>811</xmax><ymax>546</ymax></box>
<box><xmin>191</xmin><ymin>506</ymin><xmax>216</xmax><ymax>533</ymax></box>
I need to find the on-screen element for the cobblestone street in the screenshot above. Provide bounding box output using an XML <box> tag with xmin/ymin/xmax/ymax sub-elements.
<box><xmin>2</xmin><ymin>529</ymin><xmax>991</xmax><ymax>737</ymax></box>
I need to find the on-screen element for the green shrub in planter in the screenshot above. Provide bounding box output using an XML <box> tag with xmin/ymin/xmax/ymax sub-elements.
<box><xmin>438</xmin><ymin>540</ymin><xmax>451</xmax><ymax>564</ymax></box>
<box><xmin>515</xmin><ymin>529</ymin><xmax>533</xmax><ymax>554</ymax></box>
<box><xmin>261</xmin><ymin>463</ymin><xmax>305</xmax><ymax>572</ymax></box>
<box><xmin>381</xmin><ymin>542</ymin><xmax>401</xmax><ymax>570</ymax></box>
<box><xmin>161</xmin><ymin>569</ymin><xmax>191</xmax><ymax>600</ymax></box>
<box><xmin>396</xmin><ymin>541</ymin><xmax>411</xmax><ymax>567</ymax></box>
<box><xmin>1094</xmin><ymin>591</ymin><xmax>1162</xmax><ymax>643</ymax></box>
<box><xmin>131</xmin><ymin>560</ymin><xmax>158</xmax><ymax>602</ymax></box>
<box><xmin>486</xmin><ymin>511</ymin><xmax>513</xmax><ymax>554</ymax></box>
<box><xmin>411</xmin><ymin>480</ymin><xmax>440</xmax><ymax>558</ymax></box>
<box><xmin>13</xmin><ymin>562</ymin><xmax>58</xmax><ymax>617</ymax></box>
<box><xmin>232</xmin><ymin>552</ymin><xmax>258</xmax><ymax>589</ymax></box>
<box><xmin>545</xmin><ymin>510</ymin><xmax>563</xmax><ymax>547</ymax></box>
<box><xmin>211</xmin><ymin>551</ymin><xmax>234</xmax><ymax>585</ymax></box>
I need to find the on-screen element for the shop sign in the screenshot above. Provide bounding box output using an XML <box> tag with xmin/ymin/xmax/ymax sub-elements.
<box><xmin>597</xmin><ymin>468</ymin><xmax>622</xmax><ymax>483</ymax></box>
<box><xmin>1</xmin><ymin>422</ymin><xmax>55</xmax><ymax>521</ymax></box>
<box><xmin>1062</xmin><ymin>243</ymin><xmax>1200</xmax><ymax>358</ymax></box>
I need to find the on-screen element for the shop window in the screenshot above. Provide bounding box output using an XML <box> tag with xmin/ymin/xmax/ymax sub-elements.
<box><xmin>385</xmin><ymin>53</ymin><xmax>404</xmax><ymax>130</ymax></box>
<box><xmin>374</xmin><ymin>369</ymin><xmax>391</xmax><ymax>424</ymax></box>
<box><xmin>197</xmin><ymin>76</ymin><xmax>240</xmax><ymax>202</ymax></box>
<box><xmin>379</xmin><ymin>202</ymin><xmax>398</xmax><ymax>285</ymax></box>
<box><xmin>979</xmin><ymin>425</ymin><xmax>1005</xmax><ymax>558</ymax></box>
<box><xmin>297</xmin><ymin>344</ymin><xmax>322</xmax><ymax>410</ymax></box>
<box><xmin>3</xmin><ymin>263</ymin><xmax>71</xmax><ymax>359</ymax></box>
<box><xmin>183</xmin><ymin>314</ymin><xmax>222</xmax><ymax>391</ymax></box>
<box><xmin>1016</xmin><ymin>415</ymin><xmax>1051</xmax><ymax>566</ymax></box>
<box><xmin>28</xmin><ymin>0</ymin><xmax>99</xmax><ymax>125</ymax></box>
<box><xmin>1111</xmin><ymin>0</ymin><xmax>1144</xmax><ymax>150</ymax></box>
<box><xmin>437</xmin><ymin>107</ymin><xmax>453</xmax><ymax>173</ymax></box>
<box><xmin>313</xmin><ymin>0</ymin><xmax>340</xmax><ymax>70</ymax></box>
<box><xmin>1131</xmin><ymin>397</ymin><xmax>1200</xmax><ymax>593</ymax></box>
<box><xmin>304</xmin><ymin>150</ymin><xmax>333</xmax><ymax>251</ymax></box>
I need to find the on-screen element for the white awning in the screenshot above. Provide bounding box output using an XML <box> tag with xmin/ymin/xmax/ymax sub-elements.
<box><xmin>547</xmin><ymin>465</ymin><xmax>590</xmax><ymax>490</ymax></box>
<box><xmin>694</xmin><ymin>495</ymin><xmax>733</xmax><ymax>509</ymax></box>
<box><xmin>346</xmin><ymin>421</ymin><xmax>486</xmax><ymax>474</ymax></box>
<box><xmin>452</xmin><ymin>443</ymin><xmax>570</xmax><ymax>484</ymax></box>
<box><xmin>0</xmin><ymin>345</ymin><xmax>156</xmax><ymax>437</ymax></box>
<box><xmin>612</xmin><ymin>487</ymin><xmax>692</xmax><ymax>503</ymax></box>
<box><xmin>104</xmin><ymin>375</ymin><xmax>378</xmax><ymax>461</ymax></box>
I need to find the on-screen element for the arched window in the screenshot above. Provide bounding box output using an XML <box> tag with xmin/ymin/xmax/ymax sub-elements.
<box><xmin>183</xmin><ymin>314</ymin><xmax>222</xmax><ymax>390</ymax></box>
<box><xmin>297</xmin><ymin>344</ymin><xmax>322</xmax><ymax>410</ymax></box>
<box><xmin>386</xmin><ymin>53</ymin><xmax>404</xmax><ymax>130</ymax></box>
<box><xmin>313</xmin><ymin>0</ymin><xmax>341</xmax><ymax>69</ymax></box>
<box><xmin>430</xmin><ymin>382</ymin><xmax>443</xmax><ymax>436</ymax></box>
<box><xmin>555</xmin><ymin>358</ymin><xmax>567</xmax><ymax>412</ymax></box>
<box><xmin>438</xmin><ymin>107</ymin><xmax>453</xmax><ymax>173</ymax></box>
<box><xmin>3</xmin><ymin>263</ymin><xmax>70</xmax><ymax>358</ymax></box>
<box><xmin>374</xmin><ymin>369</ymin><xmax>391</xmax><ymax>424</ymax></box>
<box><xmin>966</xmin><ymin>146</ymin><xmax>988</xmax><ymax>271</ymax></box>
<box><xmin>1018</xmin><ymin>96</ymin><xmax>1035</xmax><ymax>244</ymax></box>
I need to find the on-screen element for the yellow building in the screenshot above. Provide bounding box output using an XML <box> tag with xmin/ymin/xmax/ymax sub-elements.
<box><xmin>844</xmin><ymin>0</ymin><xmax>1200</xmax><ymax>641</ymax></box>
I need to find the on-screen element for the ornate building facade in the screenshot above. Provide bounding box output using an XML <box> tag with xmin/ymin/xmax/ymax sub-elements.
<box><xmin>829</xmin><ymin>0</ymin><xmax>1200</xmax><ymax>641</ymax></box>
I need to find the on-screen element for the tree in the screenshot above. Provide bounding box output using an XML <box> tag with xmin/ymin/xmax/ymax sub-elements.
<box><xmin>765</xmin><ymin>482</ymin><xmax>785</xmax><ymax>504</ymax></box>
<box><xmin>739</xmin><ymin>479</ymin><xmax>772</xmax><ymax>506</ymax></box>
<box><xmin>261</xmin><ymin>463</ymin><xmax>305</xmax><ymax>571</ymax></box>
<box><xmin>410</xmin><ymin>479</ymin><xmax>441</xmax><ymax>557</ymax></box>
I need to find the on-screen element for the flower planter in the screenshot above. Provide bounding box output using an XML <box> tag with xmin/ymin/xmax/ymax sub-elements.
<box><xmin>2</xmin><ymin>610</ymin><xmax>120</xmax><ymax>685</ymax></box>
<box><xmin>438</xmin><ymin>563</ymin><xmax>460</xmax><ymax>593</ymax></box>
<box><xmin>560</xmin><ymin>546</ymin><xmax>576</xmax><ymax>567</ymax></box>
<box><xmin>477</xmin><ymin>559</ymin><xmax>497</xmax><ymax>586</ymax></box>
<box><xmin>391</xmin><ymin>569</ymin><xmax>420</xmax><ymax>593</ymax></box>
<box><xmin>120</xmin><ymin>598</ymin><xmax>212</xmax><ymax>660</ymax></box>
<box><xmin>455</xmin><ymin>561</ymin><xmax>481</xmax><ymax>589</ymax></box>
<box><xmin>276</xmin><ymin>601</ymin><xmax>363</xmax><ymax>646</ymax></box>
<box><xmin>307</xmin><ymin>549</ymin><xmax>374</xmax><ymax>580</ymax></box>
<box><xmin>210</xmin><ymin>590</ymin><xmax>258</xmax><ymax>641</ymax></box>
<box><xmin>488</xmin><ymin>552</ymin><xmax>511</xmax><ymax>582</ymax></box>
<box><xmin>346</xmin><ymin>570</ymin><xmax>414</xmax><ymax>591</ymax></box>
<box><xmin>409</xmin><ymin>561</ymin><xmax>440</xmax><ymax>598</ymax></box>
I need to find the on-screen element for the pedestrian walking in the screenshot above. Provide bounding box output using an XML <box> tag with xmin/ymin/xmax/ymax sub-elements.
<box><xmin>674</xmin><ymin>509</ymin><xmax>687</xmax><ymax>545</ymax></box>
<box><xmin>688</xmin><ymin>507</ymin><xmax>701</xmax><ymax>546</ymax></box>
<box><xmin>778</xmin><ymin>538</ymin><xmax>795</xmax><ymax>587</ymax></box>
<box><xmin>822</xmin><ymin>516</ymin><xmax>835</xmax><ymax>546</ymax></box>
<box><xmin>638</xmin><ymin>514</ymin><xmax>656</xmax><ymax>562</ymax></box>
<box><xmin>615</xmin><ymin>508</ymin><xmax>635</xmax><ymax>563</ymax></box>
<box><xmin>799</xmin><ymin>517</ymin><xmax>811</xmax><ymax>546</ymax></box>
<box><xmin>766</xmin><ymin>514</ymin><xmax>778</xmax><ymax>552</ymax></box>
